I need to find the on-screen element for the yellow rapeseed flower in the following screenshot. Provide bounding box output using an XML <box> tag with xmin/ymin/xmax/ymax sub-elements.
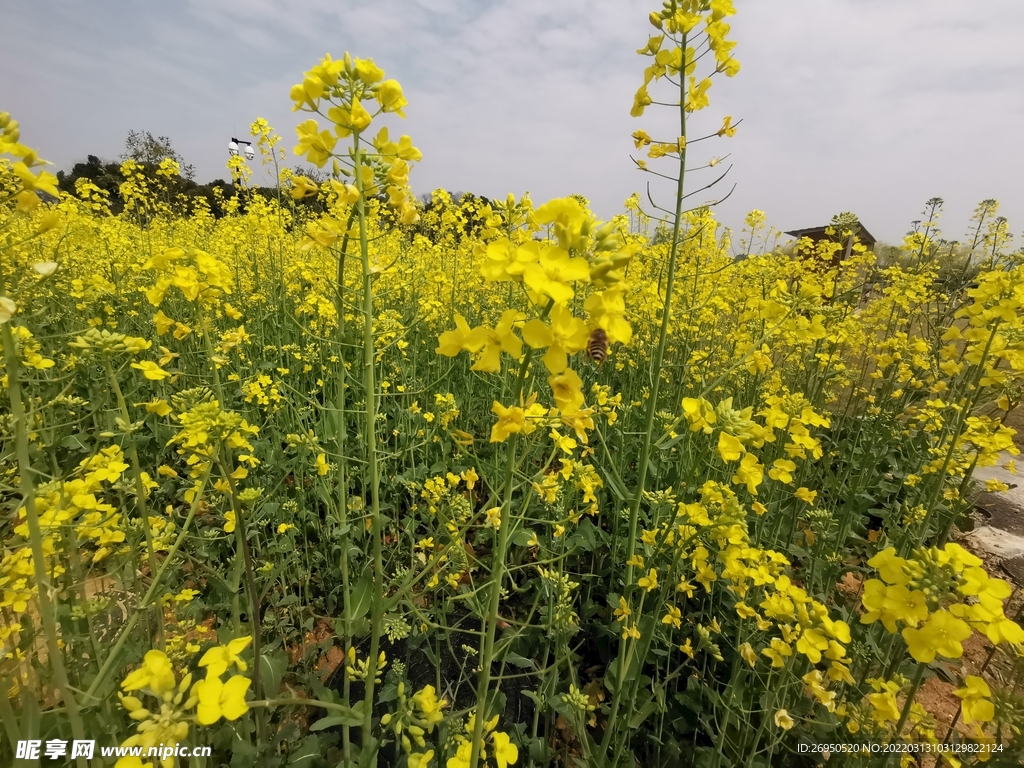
<box><xmin>902</xmin><ymin>609</ymin><xmax>971</xmax><ymax>663</ymax></box>
<box><xmin>955</xmin><ymin>676</ymin><xmax>994</xmax><ymax>724</ymax></box>
<box><xmin>521</xmin><ymin>304</ymin><xmax>590</xmax><ymax>374</ymax></box>
<box><xmin>662</xmin><ymin>604</ymin><xmax>682</xmax><ymax>629</ymax></box>
<box><xmin>194</xmin><ymin>674</ymin><xmax>251</xmax><ymax>725</ymax></box>
<box><xmin>548</xmin><ymin>368</ymin><xmax>585</xmax><ymax>415</ymax></box>
<box><xmin>492</xmin><ymin>731</ymin><xmax>518</xmax><ymax>768</ymax></box>
<box><xmin>637</xmin><ymin>568</ymin><xmax>659</xmax><ymax>592</ymax></box>
<box><xmin>131</xmin><ymin>360</ymin><xmax>171</xmax><ymax>381</ymax></box>
<box><xmin>199</xmin><ymin>637</ymin><xmax>252</xmax><ymax>678</ymax></box>
<box><xmin>294</xmin><ymin>120</ymin><xmax>337</xmax><ymax>167</ymax></box>
<box><xmin>793</xmin><ymin>487</ymin><xmax>817</xmax><ymax>504</ymax></box>
<box><xmin>523</xmin><ymin>244</ymin><xmax>590</xmax><ymax>305</ymax></box>
<box><xmin>377</xmin><ymin>80</ymin><xmax>407</xmax><ymax>116</ymax></box>
<box><xmin>773</xmin><ymin>709</ymin><xmax>794</xmax><ymax>730</ymax></box>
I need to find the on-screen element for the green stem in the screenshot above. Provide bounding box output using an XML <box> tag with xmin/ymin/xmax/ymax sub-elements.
<box><xmin>221</xmin><ymin>454</ymin><xmax>263</xmax><ymax>720</ymax></box>
<box><xmin>914</xmin><ymin>321</ymin><xmax>999</xmax><ymax>548</ymax></box>
<box><xmin>1</xmin><ymin>320</ymin><xmax>87</xmax><ymax>744</ymax></box>
<box><xmin>0</xmin><ymin>670</ymin><xmax>22</xmax><ymax>754</ymax></box>
<box><xmin>330</xmin><ymin>200</ymin><xmax>357</xmax><ymax>762</ymax></box>
<box><xmin>103</xmin><ymin>356</ymin><xmax>163</xmax><ymax>649</ymax></box>
<box><xmin>469</xmin><ymin>303</ymin><xmax>551</xmax><ymax>768</ymax></box>
<box><xmin>600</xmin><ymin>28</ymin><xmax>689</xmax><ymax>761</ymax></box>
<box><xmin>103</xmin><ymin>359</ymin><xmax>158</xmax><ymax>564</ymax></box>
<box><xmin>352</xmin><ymin>137</ymin><xmax>385</xmax><ymax>760</ymax></box>
<box><xmin>892</xmin><ymin>663</ymin><xmax>927</xmax><ymax>747</ymax></box>
<box><xmin>252</xmin><ymin>698</ymin><xmax>361</xmax><ymax>713</ymax></box>
<box><xmin>82</xmin><ymin>467</ymin><xmax>211</xmax><ymax>703</ymax></box>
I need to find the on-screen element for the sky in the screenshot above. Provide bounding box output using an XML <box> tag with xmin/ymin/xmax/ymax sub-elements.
<box><xmin>4</xmin><ymin>0</ymin><xmax>1023</xmax><ymax>248</ymax></box>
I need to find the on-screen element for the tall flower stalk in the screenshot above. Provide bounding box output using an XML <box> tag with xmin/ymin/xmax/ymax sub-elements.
<box><xmin>289</xmin><ymin>51</ymin><xmax>422</xmax><ymax>766</ymax></box>
<box><xmin>601</xmin><ymin>2</ymin><xmax>741</xmax><ymax>760</ymax></box>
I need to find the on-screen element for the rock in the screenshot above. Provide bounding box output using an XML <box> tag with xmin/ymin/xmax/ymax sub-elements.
<box><xmin>965</xmin><ymin>525</ymin><xmax>1024</xmax><ymax>561</ymax></box>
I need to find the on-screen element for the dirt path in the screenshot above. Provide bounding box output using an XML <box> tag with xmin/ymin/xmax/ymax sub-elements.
<box><xmin>966</xmin><ymin>451</ymin><xmax>1024</xmax><ymax>584</ymax></box>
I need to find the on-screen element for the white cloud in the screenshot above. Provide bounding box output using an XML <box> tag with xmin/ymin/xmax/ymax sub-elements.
<box><xmin>2</xmin><ymin>0</ymin><xmax>1021</xmax><ymax>245</ymax></box>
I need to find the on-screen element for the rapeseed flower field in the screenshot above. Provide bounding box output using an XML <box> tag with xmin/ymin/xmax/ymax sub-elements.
<box><xmin>3</xmin><ymin>2</ymin><xmax>1024</xmax><ymax>766</ymax></box>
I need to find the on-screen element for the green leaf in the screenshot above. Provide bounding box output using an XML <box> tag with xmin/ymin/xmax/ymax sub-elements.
<box><xmin>511</xmin><ymin>529</ymin><xmax>535</xmax><ymax>546</ymax></box>
<box><xmin>308</xmin><ymin>677</ymin><xmax>340</xmax><ymax>705</ymax></box>
<box><xmin>502</xmin><ymin>651</ymin><xmax>536</xmax><ymax>670</ymax></box>
<box><xmin>569</xmin><ymin>518</ymin><xmax>599</xmax><ymax>551</ymax></box>
<box><xmin>604</xmin><ymin>471</ymin><xmax>629</xmax><ymax>502</ymax></box>
<box><xmin>606</xmin><ymin>648</ymin><xmax>642</xmax><ymax>696</ymax></box>
<box><xmin>628</xmin><ymin>691</ymin><xmax>656</xmax><ymax>729</ymax></box>
<box><xmin>348</xmin><ymin>571</ymin><xmax>373</xmax><ymax>621</ymax></box>
<box><xmin>286</xmin><ymin>735</ymin><xmax>323</xmax><ymax>766</ymax></box>
<box><xmin>229</xmin><ymin>738</ymin><xmax>258</xmax><ymax>768</ymax></box>
<box><xmin>310</xmin><ymin>709</ymin><xmax>362</xmax><ymax>730</ymax></box>
<box><xmin>522</xmin><ymin>690</ymin><xmax>543</xmax><ymax>706</ymax></box>
<box><xmin>259</xmin><ymin>650</ymin><xmax>289</xmax><ymax>699</ymax></box>
<box><xmin>528</xmin><ymin>736</ymin><xmax>552</xmax><ymax>763</ymax></box>
<box><xmin>60</xmin><ymin>433</ymin><xmax>90</xmax><ymax>450</ymax></box>
<box><xmin>658</xmin><ymin>432</ymin><xmax>687</xmax><ymax>451</ymax></box>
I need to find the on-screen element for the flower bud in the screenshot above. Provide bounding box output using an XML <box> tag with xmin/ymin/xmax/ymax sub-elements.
<box><xmin>610</xmin><ymin>250</ymin><xmax>633</xmax><ymax>267</ymax></box>
<box><xmin>594</xmin><ymin>221</ymin><xmax>617</xmax><ymax>242</ymax></box>
<box><xmin>120</xmin><ymin>695</ymin><xmax>144</xmax><ymax>711</ymax></box>
<box><xmin>649</xmin><ymin>11</ymin><xmax>664</xmax><ymax>28</ymax></box>
<box><xmin>590</xmin><ymin>259</ymin><xmax>614</xmax><ymax>280</ymax></box>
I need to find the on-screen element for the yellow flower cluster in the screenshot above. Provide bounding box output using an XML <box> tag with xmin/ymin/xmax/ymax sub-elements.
<box><xmin>380</xmin><ymin>681</ymin><xmax>447</xmax><ymax>757</ymax></box>
<box><xmin>115</xmin><ymin>637</ymin><xmax>251</xmax><ymax>767</ymax></box>
<box><xmin>860</xmin><ymin>544</ymin><xmax>1023</xmax><ymax>662</ymax></box>
<box><xmin>0</xmin><ymin>446</ymin><xmax>142</xmax><ymax>616</ymax></box>
<box><xmin>290</xmin><ymin>53</ymin><xmax>421</xmax><ymax>223</ymax></box>
<box><xmin>445</xmin><ymin>712</ymin><xmax>518</xmax><ymax>768</ymax></box>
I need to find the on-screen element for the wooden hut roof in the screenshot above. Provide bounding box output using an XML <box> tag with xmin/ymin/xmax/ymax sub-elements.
<box><xmin>784</xmin><ymin>224</ymin><xmax>877</xmax><ymax>249</ymax></box>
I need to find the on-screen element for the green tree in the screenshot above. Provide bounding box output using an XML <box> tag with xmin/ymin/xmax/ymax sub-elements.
<box><xmin>121</xmin><ymin>130</ymin><xmax>195</xmax><ymax>180</ymax></box>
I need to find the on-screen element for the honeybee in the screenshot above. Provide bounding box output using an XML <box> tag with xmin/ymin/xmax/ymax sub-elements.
<box><xmin>586</xmin><ymin>328</ymin><xmax>609</xmax><ymax>366</ymax></box>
